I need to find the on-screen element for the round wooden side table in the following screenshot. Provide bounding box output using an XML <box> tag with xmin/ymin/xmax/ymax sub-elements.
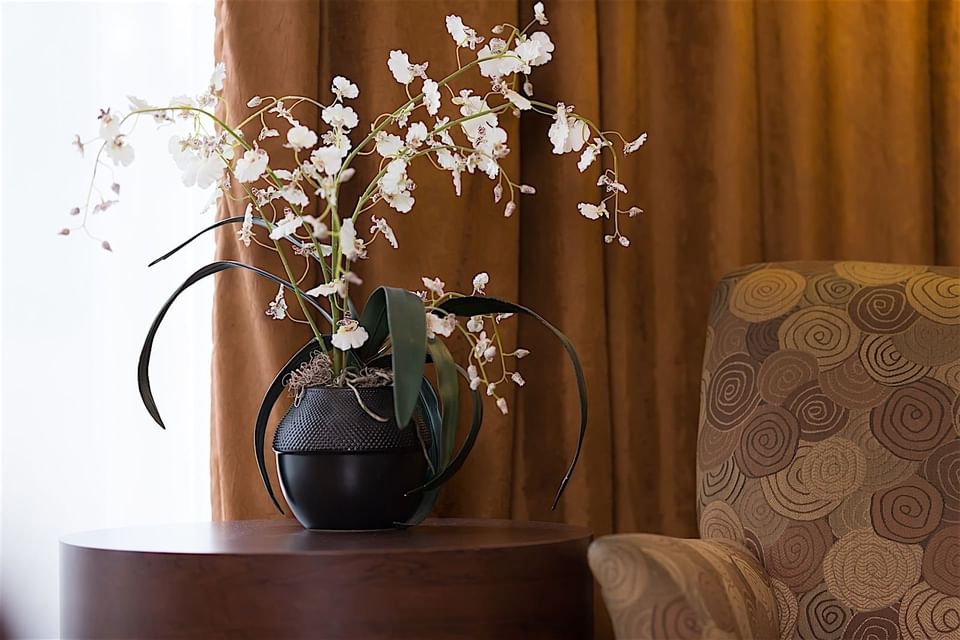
<box><xmin>60</xmin><ymin>518</ymin><xmax>593</xmax><ymax>639</ymax></box>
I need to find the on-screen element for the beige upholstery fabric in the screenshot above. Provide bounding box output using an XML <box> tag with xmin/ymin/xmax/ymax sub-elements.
<box><xmin>591</xmin><ymin>261</ymin><xmax>960</xmax><ymax>639</ymax></box>
<box><xmin>588</xmin><ymin>535</ymin><xmax>779</xmax><ymax>639</ymax></box>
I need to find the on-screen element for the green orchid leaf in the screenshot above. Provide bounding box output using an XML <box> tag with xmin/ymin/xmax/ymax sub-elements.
<box><xmin>138</xmin><ymin>260</ymin><xmax>332</xmax><ymax>429</ymax></box>
<box><xmin>253</xmin><ymin>337</ymin><xmax>331</xmax><ymax>514</ymax></box>
<box><xmin>394</xmin><ymin>377</ymin><xmax>444</xmax><ymax>527</ymax></box>
<box><xmin>426</xmin><ymin>338</ymin><xmax>460</xmax><ymax>466</ymax></box>
<box><xmin>367</xmin><ymin>287</ymin><xmax>427</xmax><ymax>429</ymax></box>
<box><xmin>356</xmin><ymin>288</ymin><xmax>389</xmax><ymax>362</ymax></box>
<box><xmin>437</xmin><ymin>296</ymin><xmax>587</xmax><ymax>510</ymax></box>
<box><xmin>406</xmin><ymin>364</ymin><xmax>483</xmax><ymax>496</ymax></box>
<box><xmin>148</xmin><ymin>215</ymin><xmax>331</xmax><ymax>268</ymax></box>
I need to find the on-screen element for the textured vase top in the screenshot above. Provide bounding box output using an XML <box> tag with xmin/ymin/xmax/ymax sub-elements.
<box><xmin>273</xmin><ymin>386</ymin><xmax>430</xmax><ymax>453</ymax></box>
<box><xmin>697</xmin><ymin>260</ymin><xmax>959</xmax><ymax>639</ymax></box>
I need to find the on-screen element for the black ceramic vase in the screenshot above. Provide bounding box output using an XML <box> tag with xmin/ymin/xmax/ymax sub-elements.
<box><xmin>272</xmin><ymin>385</ymin><xmax>430</xmax><ymax>530</ymax></box>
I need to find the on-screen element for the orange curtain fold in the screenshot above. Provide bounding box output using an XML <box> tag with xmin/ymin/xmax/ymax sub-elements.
<box><xmin>211</xmin><ymin>0</ymin><xmax>959</xmax><ymax>537</ymax></box>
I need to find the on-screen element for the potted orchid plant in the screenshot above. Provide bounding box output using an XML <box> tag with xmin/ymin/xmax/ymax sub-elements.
<box><xmin>67</xmin><ymin>3</ymin><xmax>647</xmax><ymax>530</ymax></box>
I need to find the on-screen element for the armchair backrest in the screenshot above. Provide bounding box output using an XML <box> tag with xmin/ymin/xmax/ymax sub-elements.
<box><xmin>697</xmin><ymin>261</ymin><xmax>959</xmax><ymax>639</ymax></box>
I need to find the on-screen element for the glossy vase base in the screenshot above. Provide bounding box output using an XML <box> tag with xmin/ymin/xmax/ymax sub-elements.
<box><xmin>276</xmin><ymin>450</ymin><xmax>427</xmax><ymax>530</ymax></box>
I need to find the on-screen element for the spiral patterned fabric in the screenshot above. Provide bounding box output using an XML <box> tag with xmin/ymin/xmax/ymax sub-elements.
<box><xmin>849</xmin><ymin>285</ymin><xmax>920</xmax><ymax>334</ymax></box>
<box><xmin>588</xmin><ymin>535</ymin><xmax>779</xmax><ymax>640</ymax></box>
<box><xmin>822</xmin><ymin>529</ymin><xmax>923</xmax><ymax>610</ymax></box>
<box><xmin>592</xmin><ymin>262</ymin><xmax>959</xmax><ymax>640</ymax></box>
<box><xmin>780</xmin><ymin>305</ymin><xmax>862</xmax><ymax>370</ymax></box>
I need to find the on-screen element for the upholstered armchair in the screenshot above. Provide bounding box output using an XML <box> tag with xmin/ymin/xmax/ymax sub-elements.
<box><xmin>589</xmin><ymin>261</ymin><xmax>960</xmax><ymax>639</ymax></box>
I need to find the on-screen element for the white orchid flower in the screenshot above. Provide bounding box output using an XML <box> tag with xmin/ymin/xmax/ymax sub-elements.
<box><xmin>577</xmin><ymin>201</ymin><xmax>609</xmax><ymax>220</ymax></box>
<box><xmin>234</xmin><ymin>148</ymin><xmax>269</xmax><ymax>182</ymax></box>
<box><xmin>238</xmin><ymin>203</ymin><xmax>254</xmax><ymax>247</ymax></box>
<box><xmin>265</xmin><ymin>286</ymin><xmax>287</xmax><ymax>320</ymax></box>
<box><xmin>624</xmin><ymin>132</ymin><xmax>648</xmax><ymax>154</ymax></box>
<box><xmin>472</xmin><ymin>272</ymin><xmax>489</xmax><ymax>293</ymax></box>
<box><xmin>504</xmin><ymin>89</ymin><xmax>532</xmax><ymax>111</ymax></box>
<box><xmin>426</xmin><ymin>313</ymin><xmax>457</xmax><ymax>339</ymax></box>
<box><xmin>309</xmin><ymin>146</ymin><xmax>343</xmax><ymax>177</ymax></box>
<box><xmin>331</xmin><ymin>319</ymin><xmax>369</xmax><ymax>351</ymax></box>
<box><xmin>331</xmin><ymin>75</ymin><xmax>359</xmax><ymax>100</ymax></box>
<box><xmin>375</xmin><ymin>132</ymin><xmax>404</xmax><ymax>158</ymax></box>
<box><xmin>269</xmin><ymin>211</ymin><xmax>303</xmax><ymax>239</ymax></box>
<box><xmin>533</xmin><ymin>2</ymin><xmax>548</xmax><ymax>25</ymax></box>
<box><xmin>286</xmin><ymin>125</ymin><xmax>318</xmax><ymax>151</ymax></box>
<box><xmin>339</xmin><ymin>217</ymin><xmax>367</xmax><ymax>261</ymax></box>
<box><xmin>321</xmin><ymin>104</ymin><xmax>359</xmax><ymax>130</ymax></box>
<box><xmin>421</xmin><ymin>276</ymin><xmax>445</xmax><ymax>297</ymax></box>
<box><xmin>279</xmin><ymin>184</ymin><xmax>309</xmax><ymax>208</ymax></box>
<box><xmin>423</xmin><ymin>79</ymin><xmax>441</xmax><ymax>116</ymax></box>
<box><xmin>445</xmin><ymin>15</ymin><xmax>483</xmax><ymax>49</ymax></box>
<box><xmin>370</xmin><ymin>216</ymin><xmax>398</xmax><ymax>248</ymax></box>
<box><xmin>106</xmin><ymin>135</ymin><xmax>135</xmax><ymax>167</ymax></box>
<box><xmin>405</xmin><ymin>122</ymin><xmax>429</xmax><ymax>149</ymax></box>
<box><xmin>387</xmin><ymin>50</ymin><xmax>415</xmax><ymax>84</ymax></box>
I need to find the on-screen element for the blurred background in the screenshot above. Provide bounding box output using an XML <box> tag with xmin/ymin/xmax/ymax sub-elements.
<box><xmin>1</xmin><ymin>1</ymin><xmax>958</xmax><ymax>638</ymax></box>
<box><xmin>1</xmin><ymin>2</ymin><xmax>215</xmax><ymax>637</ymax></box>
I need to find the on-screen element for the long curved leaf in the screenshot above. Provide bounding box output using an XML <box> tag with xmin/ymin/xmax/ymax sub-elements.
<box><xmin>406</xmin><ymin>364</ymin><xmax>483</xmax><ymax>496</ymax></box>
<box><xmin>375</xmin><ymin>287</ymin><xmax>427</xmax><ymax>429</ymax></box>
<box><xmin>425</xmin><ymin>338</ymin><xmax>460</xmax><ymax>466</ymax></box>
<box><xmin>148</xmin><ymin>215</ymin><xmax>331</xmax><ymax>267</ymax></box>
<box><xmin>138</xmin><ymin>260</ymin><xmax>333</xmax><ymax>429</ymax></box>
<box><xmin>437</xmin><ymin>296</ymin><xmax>587</xmax><ymax>510</ymax></box>
<box><xmin>356</xmin><ymin>288</ymin><xmax>389</xmax><ymax>362</ymax></box>
<box><xmin>253</xmin><ymin>337</ymin><xmax>330</xmax><ymax>514</ymax></box>
<box><xmin>394</xmin><ymin>378</ymin><xmax>444</xmax><ymax>527</ymax></box>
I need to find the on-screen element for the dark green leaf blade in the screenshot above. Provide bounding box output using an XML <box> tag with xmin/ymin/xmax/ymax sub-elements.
<box><xmin>138</xmin><ymin>260</ymin><xmax>332</xmax><ymax>429</ymax></box>
<box><xmin>406</xmin><ymin>364</ymin><xmax>483</xmax><ymax>495</ymax></box>
<box><xmin>253</xmin><ymin>337</ymin><xmax>331</xmax><ymax>514</ymax></box>
<box><xmin>380</xmin><ymin>287</ymin><xmax>427</xmax><ymax>428</ymax></box>
<box><xmin>437</xmin><ymin>296</ymin><xmax>588</xmax><ymax>510</ymax></box>
<box><xmin>425</xmin><ymin>338</ymin><xmax>460</xmax><ymax>466</ymax></box>
<box><xmin>356</xmin><ymin>288</ymin><xmax>389</xmax><ymax>362</ymax></box>
<box><xmin>394</xmin><ymin>377</ymin><xmax>444</xmax><ymax>527</ymax></box>
<box><xmin>148</xmin><ymin>216</ymin><xmax>331</xmax><ymax>267</ymax></box>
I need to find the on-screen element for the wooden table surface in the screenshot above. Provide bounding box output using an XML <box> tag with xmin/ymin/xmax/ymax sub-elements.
<box><xmin>61</xmin><ymin>518</ymin><xmax>593</xmax><ymax>639</ymax></box>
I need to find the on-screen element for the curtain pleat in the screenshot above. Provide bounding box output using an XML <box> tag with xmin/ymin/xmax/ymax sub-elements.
<box><xmin>212</xmin><ymin>3</ymin><xmax>958</xmax><ymax>634</ymax></box>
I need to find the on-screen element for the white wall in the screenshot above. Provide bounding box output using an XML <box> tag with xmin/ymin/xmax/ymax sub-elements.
<box><xmin>1</xmin><ymin>2</ymin><xmax>215</xmax><ymax>637</ymax></box>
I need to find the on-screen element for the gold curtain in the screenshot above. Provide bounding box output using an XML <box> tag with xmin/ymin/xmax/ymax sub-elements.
<box><xmin>212</xmin><ymin>0</ymin><xmax>959</xmax><ymax>535</ymax></box>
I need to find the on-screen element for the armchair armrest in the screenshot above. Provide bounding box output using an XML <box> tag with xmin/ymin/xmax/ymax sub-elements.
<box><xmin>588</xmin><ymin>534</ymin><xmax>780</xmax><ymax>639</ymax></box>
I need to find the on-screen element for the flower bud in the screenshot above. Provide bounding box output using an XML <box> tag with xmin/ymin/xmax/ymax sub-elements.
<box><xmin>247</xmin><ymin>96</ymin><xmax>263</xmax><ymax>108</ymax></box>
<box><xmin>486</xmin><ymin>383</ymin><xmax>496</xmax><ymax>396</ymax></box>
<box><xmin>483</xmin><ymin>345</ymin><xmax>497</xmax><ymax>362</ymax></box>
<box><xmin>58</xmin><ymin>228</ymin><xmax>71</xmax><ymax>236</ymax></box>
<box><xmin>504</xmin><ymin>201</ymin><xmax>516</xmax><ymax>217</ymax></box>
<box><xmin>618</xmin><ymin>235</ymin><xmax>631</xmax><ymax>247</ymax></box>
<box><xmin>69</xmin><ymin>207</ymin><xmax>80</xmax><ymax>216</ymax></box>
<box><xmin>514</xmin><ymin>348</ymin><xmax>530</xmax><ymax>359</ymax></box>
<box><xmin>496</xmin><ymin>397</ymin><xmax>509</xmax><ymax>415</ymax></box>
<box><xmin>604</xmin><ymin>235</ymin><xmax>615</xmax><ymax>244</ymax></box>
<box><xmin>519</xmin><ymin>185</ymin><xmax>536</xmax><ymax>195</ymax></box>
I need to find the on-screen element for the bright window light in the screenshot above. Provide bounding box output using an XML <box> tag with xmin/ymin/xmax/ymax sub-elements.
<box><xmin>1</xmin><ymin>2</ymin><xmax>215</xmax><ymax>637</ymax></box>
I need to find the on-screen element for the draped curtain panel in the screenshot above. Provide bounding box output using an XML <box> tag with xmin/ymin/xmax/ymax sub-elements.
<box><xmin>212</xmin><ymin>0</ymin><xmax>959</xmax><ymax>536</ymax></box>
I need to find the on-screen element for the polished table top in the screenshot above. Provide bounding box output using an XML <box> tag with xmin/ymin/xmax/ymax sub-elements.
<box><xmin>60</xmin><ymin>518</ymin><xmax>594</xmax><ymax>639</ymax></box>
<box><xmin>60</xmin><ymin>517</ymin><xmax>592</xmax><ymax>555</ymax></box>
